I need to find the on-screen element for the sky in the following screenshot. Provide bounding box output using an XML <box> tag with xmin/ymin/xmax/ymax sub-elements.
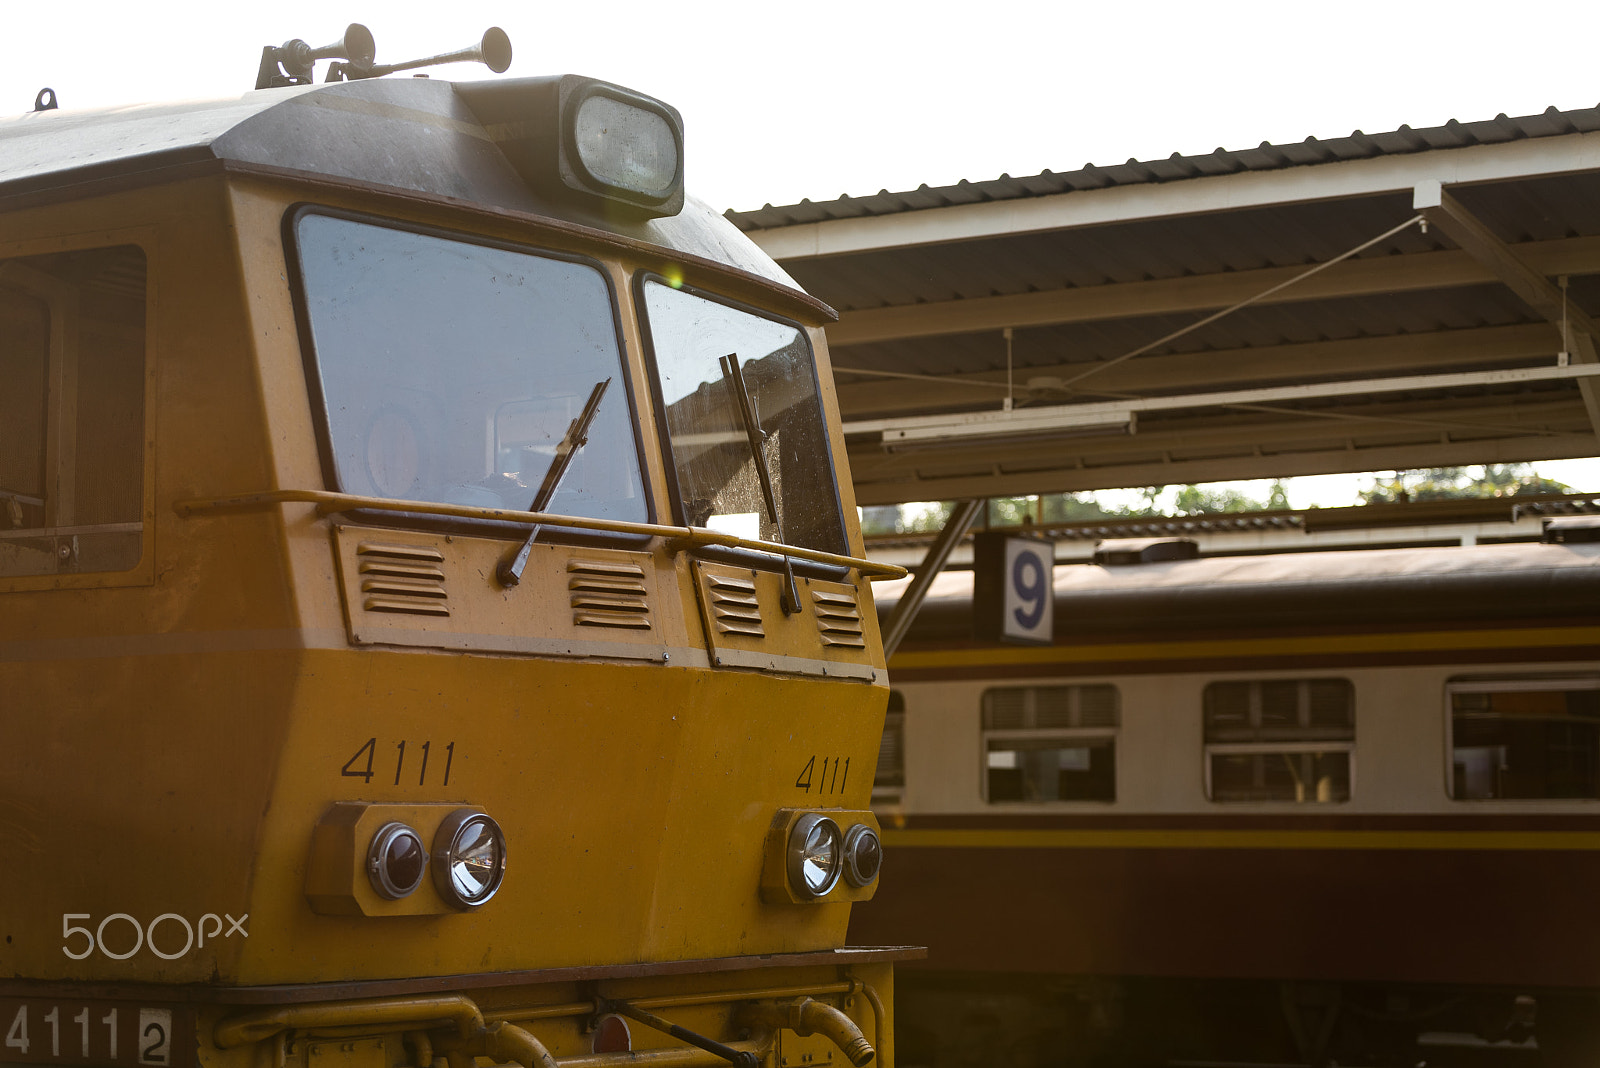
<box><xmin>13</xmin><ymin>0</ymin><xmax>1600</xmax><ymax>213</ymax></box>
<box><xmin>5</xmin><ymin>0</ymin><xmax>1598</xmax><ymax>500</ymax></box>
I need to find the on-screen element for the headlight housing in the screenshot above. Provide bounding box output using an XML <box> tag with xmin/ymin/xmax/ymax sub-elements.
<box><xmin>786</xmin><ymin>813</ymin><xmax>844</xmax><ymax>899</ymax></box>
<box><xmin>761</xmin><ymin>809</ymin><xmax>882</xmax><ymax>904</ymax></box>
<box><xmin>432</xmin><ymin>809</ymin><xmax>507</xmax><ymax>909</ymax></box>
<box><xmin>570</xmin><ymin>87</ymin><xmax>680</xmax><ymax>205</ymax></box>
<box><xmin>367</xmin><ymin>821</ymin><xmax>428</xmax><ymax>899</ymax></box>
<box><xmin>842</xmin><ymin>824</ymin><xmax>882</xmax><ymax>888</ymax></box>
<box><xmin>457</xmin><ymin>76</ymin><xmax>685</xmax><ymax>219</ymax></box>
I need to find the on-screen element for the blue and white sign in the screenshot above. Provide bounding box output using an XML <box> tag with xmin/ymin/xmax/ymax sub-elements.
<box><xmin>973</xmin><ymin>532</ymin><xmax>1055</xmax><ymax>645</ymax></box>
<box><xmin>1002</xmin><ymin>537</ymin><xmax>1054</xmax><ymax>644</ymax></box>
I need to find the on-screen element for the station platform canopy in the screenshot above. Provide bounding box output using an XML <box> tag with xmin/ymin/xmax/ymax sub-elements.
<box><xmin>728</xmin><ymin>105</ymin><xmax>1600</xmax><ymax>506</ymax></box>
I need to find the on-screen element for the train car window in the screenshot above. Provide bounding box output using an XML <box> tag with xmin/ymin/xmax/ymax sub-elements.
<box><xmin>1203</xmin><ymin>679</ymin><xmax>1354</xmax><ymax>803</ymax></box>
<box><xmin>1448</xmin><ymin>678</ymin><xmax>1600</xmax><ymax>800</ymax></box>
<box><xmin>638</xmin><ymin>278</ymin><xmax>848</xmax><ymax>557</ymax></box>
<box><xmin>0</xmin><ymin>246</ymin><xmax>146</xmax><ymax>578</ymax></box>
<box><xmin>980</xmin><ymin>685</ymin><xmax>1118</xmax><ymax>803</ymax></box>
<box><xmin>873</xmin><ymin>690</ymin><xmax>906</xmax><ymax>807</ymax></box>
<box><xmin>292</xmin><ymin>214</ymin><xmax>647</xmax><ymax>523</ymax></box>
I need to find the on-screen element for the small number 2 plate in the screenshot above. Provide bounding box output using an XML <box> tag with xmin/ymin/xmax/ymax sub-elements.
<box><xmin>0</xmin><ymin>1000</ymin><xmax>191</xmax><ymax>1068</ymax></box>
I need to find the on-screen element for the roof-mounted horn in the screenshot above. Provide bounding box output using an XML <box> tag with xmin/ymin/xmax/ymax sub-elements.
<box><xmin>357</xmin><ymin>28</ymin><xmax>512</xmax><ymax>80</ymax></box>
<box><xmin>254</xmin><ymin>25</ymin><xmax>511</xmax><ymax>90</ymax></box>
<box><xmin>255</xmin><ymin>24</ymin><xmax>375</xmax><ymax>90</ymax></box>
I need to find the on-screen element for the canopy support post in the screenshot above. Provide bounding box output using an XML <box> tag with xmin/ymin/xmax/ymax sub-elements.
<box><xmin>880</xmin><ymin>498</ymin><xmax>985</xmax><ymax>660</ymax></box>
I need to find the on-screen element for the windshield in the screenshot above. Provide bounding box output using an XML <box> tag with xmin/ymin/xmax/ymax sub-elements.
<box><xmin>641</xmin><ymin>279</ymin><xmax>846</xmax><ymax>556</ymax></box>
<box><xmin>293</xmin><ymin>214</ymin><xmax>646</xmax><ymax>523</ymax></box>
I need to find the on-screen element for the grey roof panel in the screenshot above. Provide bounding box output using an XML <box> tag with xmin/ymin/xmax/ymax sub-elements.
<box><xmin>0</xmin><ymin>77</ymin><xmax>804</xmax><ymax>295</ymax></box>
<box><xmin>727</xmin><ymin>104</ymin><xmax>1600</xmax><ymax>231</ymax></box>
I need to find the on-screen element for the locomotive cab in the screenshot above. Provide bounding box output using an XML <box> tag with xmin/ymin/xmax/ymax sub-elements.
<box><xmin>0</xmin><ymin>35</ymin><xmax>908</xmax><ymax>1068</ymax></box>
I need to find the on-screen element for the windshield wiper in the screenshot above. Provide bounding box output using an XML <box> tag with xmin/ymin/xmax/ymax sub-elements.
<box><xmin>719</xmin><ymin>353</ymin><xmax>801</xmax><ymax>615</ymax></box>
<box><xmin>496</xmin><ymin>377</ymin><xmax>610</xmax><ymax>588</ymax></box>
<box><xmin>719</xmin><ymin>353</ymin><xmax>782</xmax><ymax>534</ymax></box>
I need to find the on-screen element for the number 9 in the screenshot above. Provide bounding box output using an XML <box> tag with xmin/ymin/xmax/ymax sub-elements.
<box><xmin>1011</xmin><ymin>551</ymin><xmax>1047</xmax><ymax>629</ymax></box>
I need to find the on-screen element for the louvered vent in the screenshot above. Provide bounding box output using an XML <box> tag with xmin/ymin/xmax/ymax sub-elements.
<box><xmin>357</xmin><ymin>542</ymin><xmax>449</xmax><ymax>616</ymax></box>
<box><xmin>982</xmin><ymin>685</ymin><xmax>1121</xmax><ymax>729</ymax></box>
<box><xmin>984</xmin><ymin>690</ymin><xmax>1028</xmax><ymax>730</ymax></box>
<box><xmin>812</xmin><ymin>587</ymin><xmax>866</xmax><ymax>647</ymax></box>
<box><xmin>876</xmin><ymin>712</ymin><xmax>905</xmax><ymax>789</ymax></box>
<box><xmin>1034</xmin><ymin>688</ymin><xmax>1075</xmax><ymax>729</ymax></box>
<box><xmin>708</xmin><ymin>573</ymin><xmax>763</xmax><ymax>636</ymax></box>
<box><xmin>1203</xmin><ymin>679</ymin><xmax>1353</xmax><ymax>743</ymax></box>
<box><xmin>1078</xmin><ymin>687</ymin><xmax>1120</xmax><ymax>729</ymax></box>
<box><xmin>569</xmin><ymin>559</ymin><xmax>651</xmax><ymax>629</ymax></box>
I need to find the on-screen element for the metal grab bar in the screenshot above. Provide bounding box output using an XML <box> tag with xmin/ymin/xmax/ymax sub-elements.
<box><xmin>174</xmin><ymin>489</ymin><xmax>907</xmax><ymax>580</ymax></box>
<box><xmin>857</xmin><ymin>982</ymin><xmax>887</xmax><ymax>1061</ymax></box>
<box><xmin>553</xmin><ymin>1033</ymin><xmax>772</xmax><ymax>1068</ymax></box>
<box><xmin>598</xmin><ymin>1001</ymin><xmax>756</xmax><ymax>1068</ymax></box>
<box><xmin>216</xmin><ymin>996</ymin><xmax>558</xmax><ymax>1068</ymax></box>
<box><xmin>215</xmin><ymin>995</ymin><xmax>484</xmax><ymax>1047</ymax></box>
<box><xmin>491</xmin><ymin>979</ymin><xmax>880</xmax><ymax>1023</ymax></box>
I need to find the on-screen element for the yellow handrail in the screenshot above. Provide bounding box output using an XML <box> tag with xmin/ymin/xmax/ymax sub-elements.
<box><xmin>214</xmin><ymin>995</ymin><xmax>484</xmax><ymax>1047</ymax></box>
<box><xmin>174</xmin><ymin>489</ymin><xmax>907</xmax><ymax>580</ymax></box>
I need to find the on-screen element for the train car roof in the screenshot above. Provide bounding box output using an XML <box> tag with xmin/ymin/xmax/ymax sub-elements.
<box><xmin>878</xmin><ymin>541</ymin><xmax>1600</xmax><ymax>637</ymax></box>
<box><xmin>0</xmin><ymin>76</ymin><xmax>812</xmax><ymax>307</ymax></box>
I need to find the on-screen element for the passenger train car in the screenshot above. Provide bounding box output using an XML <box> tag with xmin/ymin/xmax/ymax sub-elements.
<box><xmin>857</xmin><ymin>527</ymin><xmax>1600</xmax><ymax>1067</ymax></box>
<box><xmin>0</xmin><ymin>26</ymin><xmax>907</xmax><ymax>1068</ymax></box>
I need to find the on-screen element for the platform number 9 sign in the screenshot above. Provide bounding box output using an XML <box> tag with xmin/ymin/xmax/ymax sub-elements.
<box><xmin>974</xmin><ymin>532</ymin><xmax>1055</xmax><ymax>646</ymax></box>
<box><xmin>1003</xmin><ymin>537</ymin><xmax>1053</xmax><ymax>643</ymax></box>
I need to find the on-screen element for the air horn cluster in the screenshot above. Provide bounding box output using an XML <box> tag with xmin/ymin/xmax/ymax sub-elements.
<box><xmin>255</xmin><ymin>24</ymin><xmax>511</xmax><ymax>90</ymax></box>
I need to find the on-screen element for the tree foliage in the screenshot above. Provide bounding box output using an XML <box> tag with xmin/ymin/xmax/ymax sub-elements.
<box><xmin>1359</xmin><ymin>464</ymin><xmax>1570</xmax><ymax>504</ymax></box>
<box><xmin>859</xmin><ymin>465</ymin><xmax>1571</xmax><ymax>535</ymax></box>
<box><xmin>861</xmin><ymin>480</ymin><xmax>1301</xmax><ymax>534</ymax></box>
<box><xmin>1171</xmin><ymin>480</ymin><xmax>1289</xmax><ymax>515</ymax></box>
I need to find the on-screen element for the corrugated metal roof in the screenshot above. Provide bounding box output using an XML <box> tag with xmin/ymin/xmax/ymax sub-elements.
<box><xmin>724</xmin><ymin>96</ymin><xmax>1600</xmax><ymax>501</ymax></box>
<box><xmin>726</xmin><ymin>104</ymin><xmax>1600</xmax><ymax>230</ymax></box>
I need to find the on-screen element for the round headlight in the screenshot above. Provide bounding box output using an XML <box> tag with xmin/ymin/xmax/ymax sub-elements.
<box><xmin>842</xmin><ymin>824</ymin><xmax>882</xmax><ymax>888</ymax></box>
<box><xmin>367</xmin><ymin>822</ymin><xmax>428</xmax><ymax>900</ymax></box>
<box><xmin>786</xmin><ymin>814</ymin><xmax>843</xmax><ymax>899</ymax></box>
<box><xmin>431</xmin><ymin>809</ymin><xmax>506</xmax><ymax>909</ymax></box>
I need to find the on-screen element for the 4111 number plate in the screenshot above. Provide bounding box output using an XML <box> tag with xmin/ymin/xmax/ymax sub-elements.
<box><xmin>1</xmin><ymin>1000</ymin><xmax>192</xmax><ymax>1068</ymax></box>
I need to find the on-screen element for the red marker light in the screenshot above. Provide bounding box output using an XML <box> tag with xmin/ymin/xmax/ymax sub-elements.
<box><xmin>367</xmin><ymin>823</ymin><xmax>428</xmax><ymax>899</ymax></box>
<box><xmin>592</xmin><ymin>1015</ymin><xmax>631</xmax><ymax>1053</ymax></box>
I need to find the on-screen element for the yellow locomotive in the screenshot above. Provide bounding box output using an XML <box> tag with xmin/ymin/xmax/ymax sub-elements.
<box><xmin>0</xmin><ymin>25</ymin><xmax>908</xmax><ymax>1068</ymax></box>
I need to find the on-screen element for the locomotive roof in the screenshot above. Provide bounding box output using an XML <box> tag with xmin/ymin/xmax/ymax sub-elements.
<box><xmin>879</xmin><ymin>541</ymin><xmax>1600</xmax><ymax>637</ymax></box>
<box><xmin>0</xmin><ymin>76</ymin><xmax>807</xmax><ymax>302</ymax></box>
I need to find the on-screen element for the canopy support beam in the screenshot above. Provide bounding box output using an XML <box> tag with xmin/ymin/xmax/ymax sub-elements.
<box><xmin>1415</xmin><ymin>180</ymin><xmax>1600</xmax><ymax>441</ymax></box>
<box><xmin>880</xmin><ymin>498</ymin><xmax>985</xmax><ymax>660</ymax></box>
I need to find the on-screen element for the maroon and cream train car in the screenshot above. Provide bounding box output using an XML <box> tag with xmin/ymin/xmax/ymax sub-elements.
<box><xmin>855</xmin><ymin>528</ymin><xmax>1600</xmax><ymax>1067</ymax></box>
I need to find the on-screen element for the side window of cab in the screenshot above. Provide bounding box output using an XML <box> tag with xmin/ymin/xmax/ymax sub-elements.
<box><xmin>0</xmin><ymin>246</ymin><xmax>148</xmax><ymax>581</ymax></box>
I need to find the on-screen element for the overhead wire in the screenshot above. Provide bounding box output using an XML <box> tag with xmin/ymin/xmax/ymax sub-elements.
<box><xmin>1056</xmin><ymin>213</ymin><xmax>1429</xmax><ymax>389</ymax></box>
<box><xmin>829</xmin><ymin>212</ymin><xmax>1575</xmax><ymax>440</ymax></box>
